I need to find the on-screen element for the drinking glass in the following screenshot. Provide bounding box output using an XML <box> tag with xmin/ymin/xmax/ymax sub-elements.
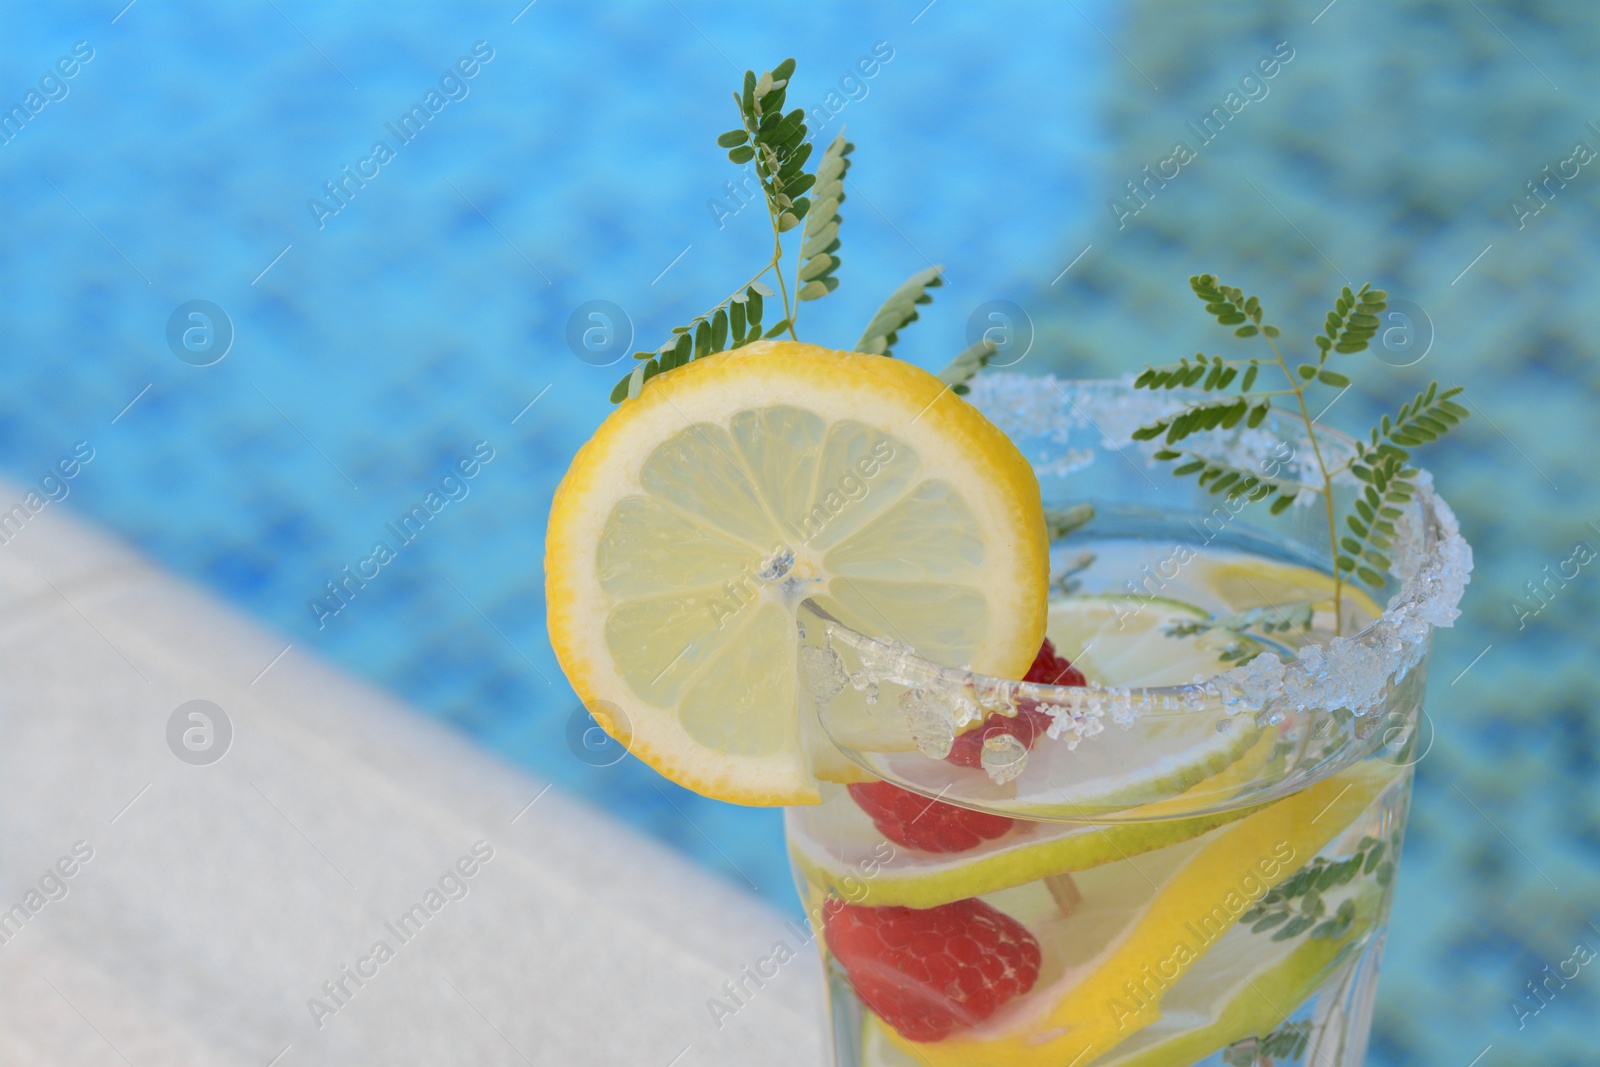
<box><xmin>786</xmin><ymin>377</ymin><xmax>1470</xmax><ymax>1067</ymax></box>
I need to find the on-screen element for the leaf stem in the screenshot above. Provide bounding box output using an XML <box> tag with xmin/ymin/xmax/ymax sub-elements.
<box><xmin>768</xmin><ymin>218</ymin><xmax>798</xmax><ymax>339</ymax></box>
<box><xmin>1264</xmin><ymin>337</ymin><xmax>1344</xmax><ymax>634</ymax></box>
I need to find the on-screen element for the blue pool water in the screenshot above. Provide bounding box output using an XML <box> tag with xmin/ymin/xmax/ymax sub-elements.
<box><xmin>0</xmin><ymin>0</ymin><xmax>1111</xmax><ymax>904</ymax></box>
<box><xmin>2</xmin><ymin>2</ymin><xmax>1596</xmax><ymax>1063</ymax></box>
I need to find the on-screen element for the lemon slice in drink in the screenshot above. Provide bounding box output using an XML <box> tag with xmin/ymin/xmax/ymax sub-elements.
<box><xmin>545</xmin><ymin>342</ymin><xmax>1049</xmax><ymax>806</ymax></box>
<box><xmin>1195</xmin><ymin>557</ymin><xmax>1384</xmax><ymax>634</ymax></box>
<box><xmin>788</xmin><ymin>729</ymin><xmax>1279</xmax><ymax>910</ymax></box>
<box><xmin>839</xmin><ymin>593</ymin><xmax>1267</xmax><ymax>819</ymax></box>
<box><xmin>860</xmin><ymin>884</ymin><xmax>1378</xmax><ymax>1067</ymax></box>
<box><xmin>964</xmin><ymin>594</ymin><xmax>1266</xmax><ymax>819</ymax></box>
<box><xmin>1086</xmin><ymin>886</ymin><xmax>1379</xmax><ymax>1067</ymax></box>
<box><xmin>873</xmin><ymin>762</ymin><xmax>1396</xmax><ymax>1066</ymax></box>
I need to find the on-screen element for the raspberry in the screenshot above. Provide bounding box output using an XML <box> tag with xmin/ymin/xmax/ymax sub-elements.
<box><xmin>1022</xmin><ymin>636</ymin><xmax>1088</xmax><ymax>689</ymax></box>
<box><xmin>944</xmin><ymin>706</ymin><xmax>1056</xmax><ymax>770</ymax></box>
<box><xmin>946</xmin><ymin>637</ymin><xmax>1086</xmax><ymax>768</ymax></box>
<box><xmin>823</xmin><ymin>897</ymin><xmax>1042</xmax><ymax>1042</ymax></box>
<box><xmin>847</xmin><ymin>780</ymin><xmax>1013</xmax><ymax>853</ymax></box>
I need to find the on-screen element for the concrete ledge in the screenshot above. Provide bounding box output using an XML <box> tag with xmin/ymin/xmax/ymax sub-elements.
<box><xmin>0</xmin><ymin>488</ymin><xmax>824</xmax><ymax>1065</ymax></box>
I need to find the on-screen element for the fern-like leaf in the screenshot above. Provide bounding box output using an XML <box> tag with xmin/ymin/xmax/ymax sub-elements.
<box><xmin>1189</xmin><ymin>274</ymin><xmax>1279</xmax><ymax>338</ymax></box>
<box><xmin>608</xmin><ymin>282</ymin><xmax>775</xmax><ymax>402</ymax></box>
<box><xmin>732</xmin><ymin>59</ymin><xmax>813</xmax><ymax>235</ymax></box>
<box><xmin>1333</xmin><ymin>382</ymin><xmax>1465</xmax><ymax>588</ymax></box>
<box><xmin>1363</xmin><ymin>380</ymin><xmax>1466</xmax><ymax>456</ymax></box>
<box><xmin>1132</xmin><ymin>397</ymin><xmax>1268</xmax><ymax>445</ymax></box>
<box><xmin>855</xmin><ymin>266</ymin><xmax>943</xmax><ymax>356</ymax></box>
<box><xmin>797</xmin><ymin>133</ymin><xmax>852</xmax><ymax>302</ymax></box>
<box><xmin>1334</xmin><ymin>450</ymin><xmax>1417</xmax><ymax>589</ymax></box>
<box><xmin>1155</xmin><ymin>451</ymin><xmax>1300</xmax><ymax>505</ymax></box>
<box><xmin>1313</xmin><ymin>284</ymin><xmax>1386</xmax><ymax>358</ymax></box>
<box><xmin>1133</xmin><ymin>352</ymin><xmax>1254</xmax><ymax>393</ymax></box>
<box><xmin>937</xmin><ymin>338</ymin><xmax>998</xmax><ymax>395</ymax></box>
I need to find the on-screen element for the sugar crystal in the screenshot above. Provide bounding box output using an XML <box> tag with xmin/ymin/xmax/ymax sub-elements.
<box><xmin>980</xmin><ymin>733</ymin><xmax>1028</xmax><ymax>784</ymax></box>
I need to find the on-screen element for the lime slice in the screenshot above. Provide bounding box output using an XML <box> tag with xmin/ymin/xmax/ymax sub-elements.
<box><xmin>546</xmin><ymin>342</ymin><xmax>1049</xmax><ymax>805</ymax></box>
<box><xmin>874</xmin><ymin>762</ymin><xmax>1397</xmax><ymax>1066</ymax></box>
<box><xmin>788</xmin><ymin>731</ymin><xmax>1280</xmax><ymax>910</ymax></box>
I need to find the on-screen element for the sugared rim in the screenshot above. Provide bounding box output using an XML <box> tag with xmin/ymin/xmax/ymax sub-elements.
<box><xmin>801</xmin><ymin>374</ymin><xmax>1472</xmax><ymax>725</ymax></box>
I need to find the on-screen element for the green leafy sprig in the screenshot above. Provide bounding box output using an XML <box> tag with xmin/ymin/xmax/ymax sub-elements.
<box><xmin>1336</xmin><ymin>381</ymin><xmax>1466</xmax><ymax>587</ymax></box>
<box><xmin>1223</xmin><ymin>1020</ymin><xmax>1311</xmax><ymax>1066</ymax></box>
<box><xmin>1133</xmin><ymin>275</ymin><xmax>1469</xmax><ymax>632</ymax></box>
<box><xmin>610</xmin><ymin>59</ymin><xmax>969</xmax><ymax>404</ymax></box>
<box><xmin>1164</xmin><ymin>601</ymin><xmax>1317</xmax><ymax>666</ymax></box>
<box><xmin>1167</xmin><ymin>602</ymin><xmax>1316</xmax><ymax>641</ymax></box>
<box><xmin>1240</xmin><ymin>832</ymin><xmax>1395</xmax><ymax>943</ymax></box>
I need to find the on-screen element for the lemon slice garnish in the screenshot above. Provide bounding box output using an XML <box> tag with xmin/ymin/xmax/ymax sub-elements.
<box><xmin>546</xmin><ymin>341</ymin><xmax>1049</xmax><ymax>805</ymax></box>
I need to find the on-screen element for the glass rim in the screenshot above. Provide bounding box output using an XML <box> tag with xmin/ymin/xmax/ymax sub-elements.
<box><xmin>800</xmin><ymin>373</ymin><xmax>1472</xmax><ymax>724</ymax></box>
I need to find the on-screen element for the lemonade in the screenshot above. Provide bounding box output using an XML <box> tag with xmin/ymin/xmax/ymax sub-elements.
<box><xmin>543</xmin><ymin>54</ymin><xmax>1470</xmax><ymax>1064</ymax></box>
<box><xmin>547</xmin><ymin>337</ymin><xmax>1468</xmax><ymax>1065</ymax></box>
<box><xmin>756</xmin><ymin>363</ymin><xmax>1471</xmax><ymax>1065</ymax></box>
<box><xmin>787</xmin><ymin>532</ymin><xmax>1423</xmax><ymax>1066</ymax></box>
